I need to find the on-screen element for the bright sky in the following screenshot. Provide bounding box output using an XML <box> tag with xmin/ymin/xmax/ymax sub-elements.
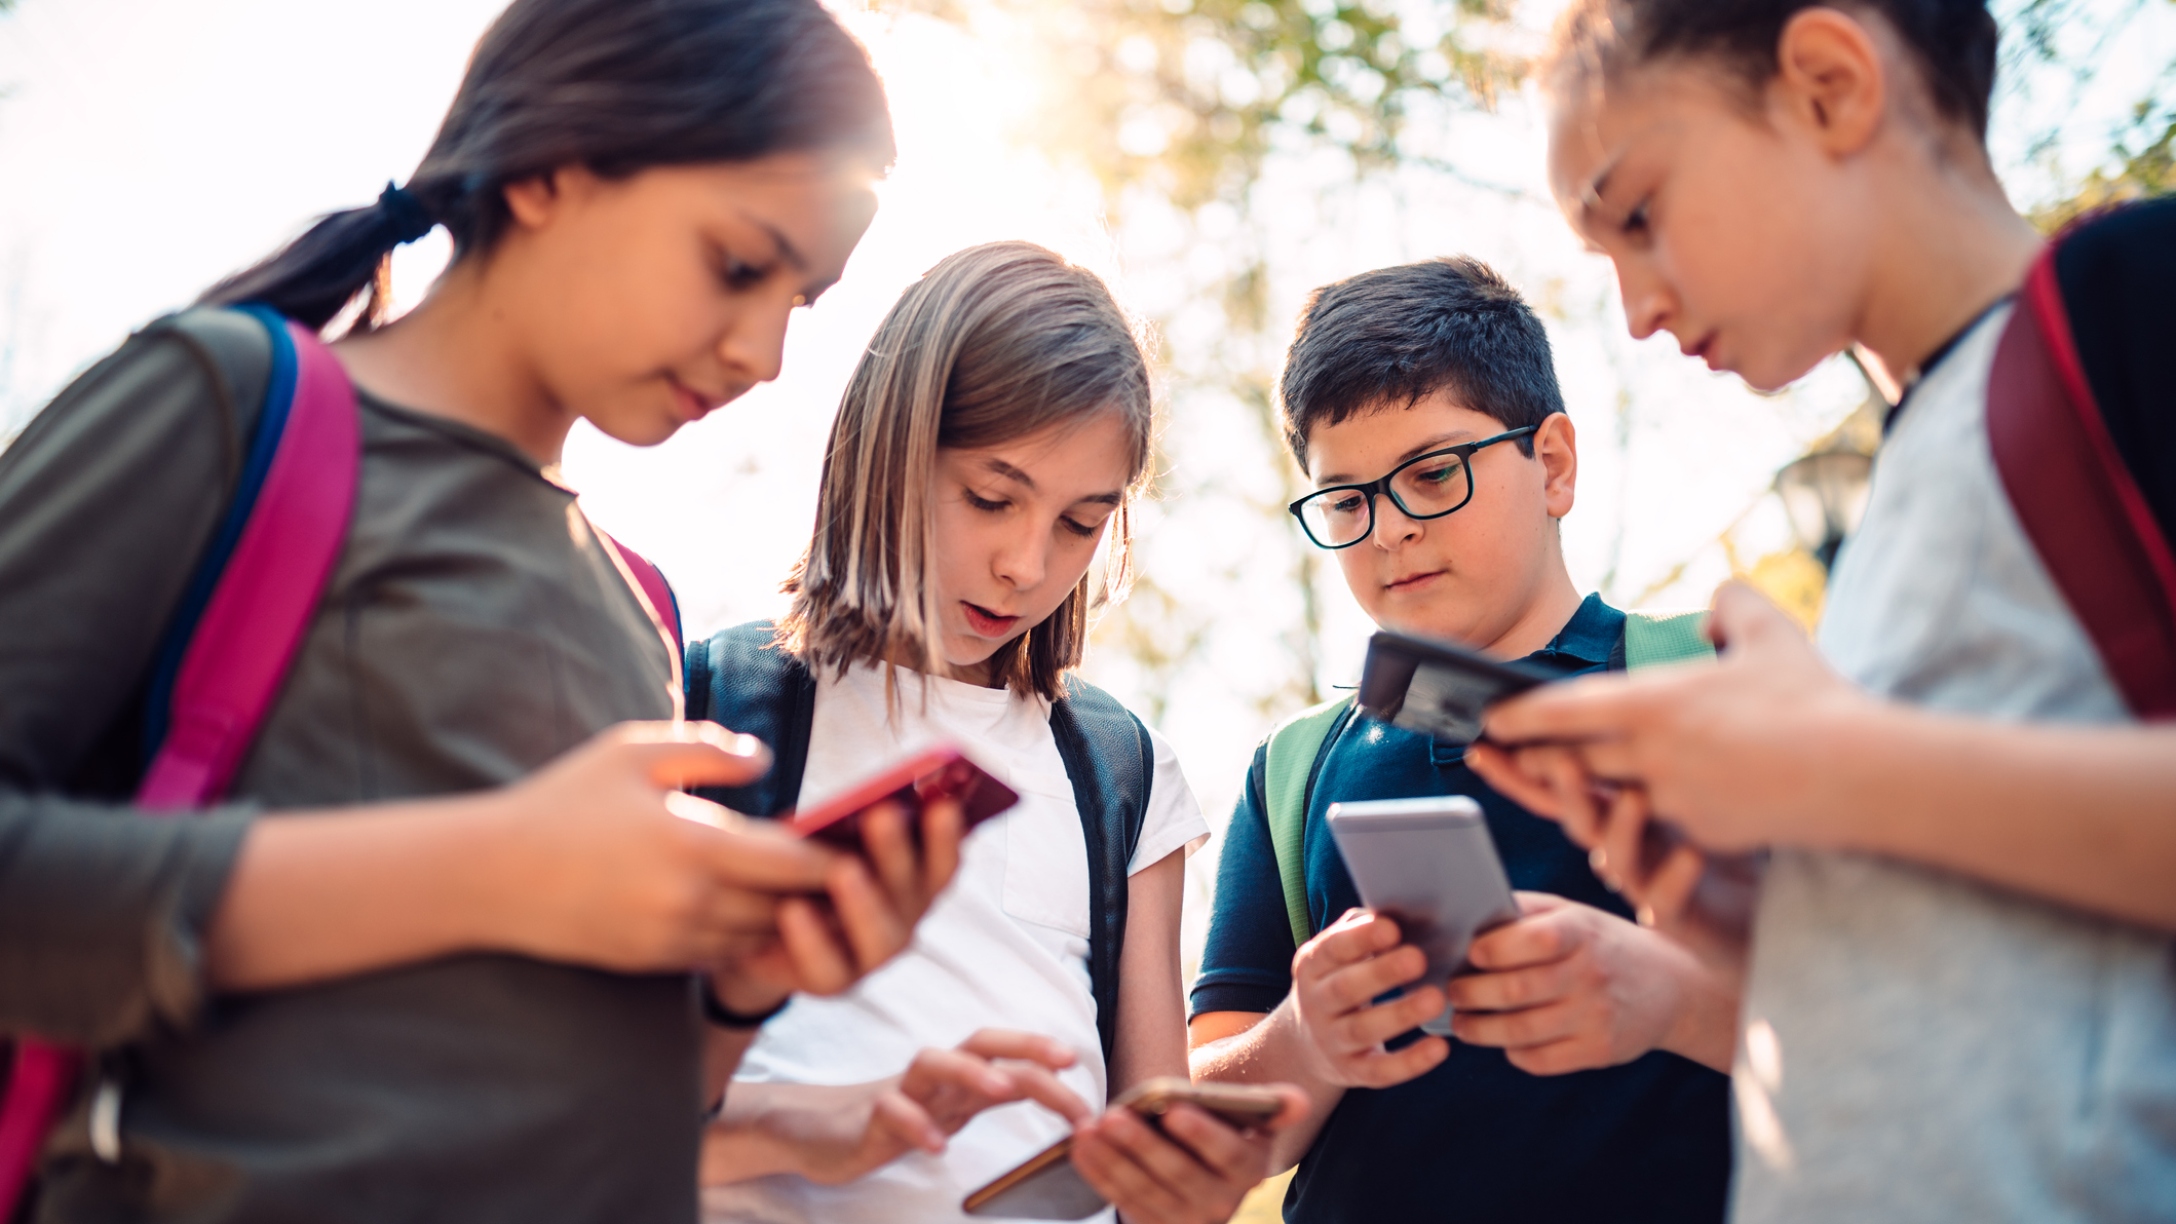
<box><xmin>2</xmin><ymin>0</ymin><xmax>2169</xmax><ymax>958</ymax></box>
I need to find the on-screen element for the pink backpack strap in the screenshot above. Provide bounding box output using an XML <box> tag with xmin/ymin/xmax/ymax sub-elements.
<box><xmin>1988</xmin><ymin>248</ymin><xmax>2176</xmax><ymax>718</ymax></box>
<box><xmin>139</xmin><ymin>320</ymin><xmax>360</xmax><ymax>806</ymax></box>
<box><xmin>597</xmin><ymin>530</ymin><xmax>684</xmax><ymax>704</ymax></box>
<box><xmin>0</xmin><ymin>316</ymin><xmax>358</xmax><ymax>1214</ymax></box>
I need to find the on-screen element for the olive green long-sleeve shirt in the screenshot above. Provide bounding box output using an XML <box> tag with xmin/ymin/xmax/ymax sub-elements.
<box><xmin>0</xmin><ymin>309</ymin><xmax>693</xmax><ymax>1222</ymax></box>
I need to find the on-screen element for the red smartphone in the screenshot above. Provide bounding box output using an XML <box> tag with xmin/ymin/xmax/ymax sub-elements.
<box><xmin>782</xmin><ymin>745</ymin><xmax>1019</xmax><ymax>849</ymax></box>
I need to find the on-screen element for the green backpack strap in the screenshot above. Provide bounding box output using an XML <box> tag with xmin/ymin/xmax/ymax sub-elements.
<box><xmin>1262</xmin><ymin>697</ymin><xmax>1350</xmax><ymax>949</ymax></box>
<box><xmin>1622</xmin><ymin>609</ymin><xmax>1717</xmax><ymax>669</ymax></box>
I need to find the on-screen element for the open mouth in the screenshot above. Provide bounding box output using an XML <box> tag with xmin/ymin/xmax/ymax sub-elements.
<box><xmin>962</xmin><ymin>601</ymin><xmax>1022</xmax><ymax>637</ymax></box>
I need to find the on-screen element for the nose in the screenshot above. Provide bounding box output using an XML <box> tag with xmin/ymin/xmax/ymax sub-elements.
<box><xmin>1616</xmin><ymin>260</ymin><xmax>1674</xmax><ymax>342</ymax></box>
<box><xmin>714</xmin><ymin>291</ymin><xmax>793</xmax><ymax>386</ymax></box>
<box><xmin>1368</xmin><ymin>493</ymin><xmax>1423</xmax><ymax>551</ymax></box>
<box><xmin>991</xmin><ymin>521</ymin><xmax>1050</xmax><ymax>592</ymax></box>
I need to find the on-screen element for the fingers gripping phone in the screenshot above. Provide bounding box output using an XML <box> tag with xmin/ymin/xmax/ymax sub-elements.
<box><xmin>1358</xmin><ymin>629</ymin><xmax>1557</xmax><ymax>743</ymax></box>
<box><xmin>1325</xmin><ymin>796</ymin><xmax>1521</xmax><ymax>1037</ymax></box>
<box><xmin>784</xmin><ymin>745</ymin><xmax>1019</xmax><ymax>849</ymax></box>
<box><xmin>961</xmin><ymin>1079</ymin><xmax>1286</xmax><ymax>1219</ymax></box>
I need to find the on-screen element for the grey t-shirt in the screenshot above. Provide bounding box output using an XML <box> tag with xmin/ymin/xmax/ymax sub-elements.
<box><xmin>0</xmin><ymin>309</ymin><xmax>696</xmax><ymax>1222</ymax></box>
<box><xmin>1733</xmin><ymin>305</ymin><xmax>2176</xmax><ymax>1222</ymax></box>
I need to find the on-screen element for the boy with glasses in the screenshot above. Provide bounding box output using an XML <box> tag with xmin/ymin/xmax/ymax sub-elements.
<box><xmin>1189</xmin><ymin>258</ymin><xmax>1736</xmax><ymax>1223</ymax></box>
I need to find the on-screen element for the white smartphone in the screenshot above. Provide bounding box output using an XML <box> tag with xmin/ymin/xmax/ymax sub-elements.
<box><xmin>1324</xmin><ymin>795</ymin><xmax>1521</xmax><ymax>1036</ymax></box>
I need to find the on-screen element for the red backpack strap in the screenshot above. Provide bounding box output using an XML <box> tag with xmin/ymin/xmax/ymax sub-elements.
<box><xmin>1987</xmin><ymin>245</ymin><xmax>2176</xmax><ymax>718</ymax></box>
<box><xmin>596</xmin><ymin>530</ymin><xmax>684</xmax><ymax>707</ymax></box>
<box><xmin>0</xmin><ymin>312</ymin><xmax>359</xmax><ymax>1216</ymax></box>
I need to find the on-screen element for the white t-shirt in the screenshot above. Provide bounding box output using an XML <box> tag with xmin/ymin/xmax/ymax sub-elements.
<box><xmin>1734</xmin><ymin>304</ymin><xmax>2176</xmax><ymax>1222</ymax></box>
<box><xmin>704</xmin><ymin>662</ymin><xmax>1207</xmax><ymax>1224</ymax></box>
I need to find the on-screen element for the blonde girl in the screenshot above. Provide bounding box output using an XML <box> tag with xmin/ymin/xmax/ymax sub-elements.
<box><xmin>690</xmin><ymin>241</ymin><xmax>1302</xmax><ymax>1224</ymax></box>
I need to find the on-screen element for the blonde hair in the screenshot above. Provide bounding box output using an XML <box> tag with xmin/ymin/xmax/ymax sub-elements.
<box><xmin>778</xmin><ymin>241</ymin><xmax>1154</xmax><ymax>700</ymax></box>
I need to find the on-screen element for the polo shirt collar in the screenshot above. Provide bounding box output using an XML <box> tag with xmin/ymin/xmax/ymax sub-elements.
<box><xmin>1528</xmin><ymin>591</ymin><xmax>1623</xmax><ymax>669</ymax></box>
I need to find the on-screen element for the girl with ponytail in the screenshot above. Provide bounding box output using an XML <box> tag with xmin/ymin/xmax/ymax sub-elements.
<box><xmin>0</xmin><ymin>1</ymin><xmax>957</xmax><ymax>1220</ymax></box>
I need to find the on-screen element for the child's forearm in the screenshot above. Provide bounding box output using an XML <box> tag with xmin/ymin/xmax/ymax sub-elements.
<box><xmin>700</xmin><ymin>1079</ymin><xmax>883</xmax><ymax>1185</ymax></box>
<box><xmin>205</xmin><ymin>794</ymin><xmax>525</xmax><ymax>989</ymax></box>
<box><xmin>1814</xmin><ymin>713</ymin><xmax>2176</xmax><ymax>931</ymax></box>
<box><xmin>1188</xmin><ymin>999</ymin><xmax>1340</xmax><ymax>1172</ymax></box>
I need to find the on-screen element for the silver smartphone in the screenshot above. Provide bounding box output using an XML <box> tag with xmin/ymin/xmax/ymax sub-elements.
<box><xmin>1325</xmin><ymin>795</ymin><xmax>1521</xmax><ymax>1036</ymax></box>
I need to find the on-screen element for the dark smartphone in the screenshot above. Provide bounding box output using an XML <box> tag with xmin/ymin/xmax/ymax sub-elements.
<box><xmin>1358</xmin><ymin>629</ymin><xmax>1559</xmax><ymax>743</ymax></box>
<box><xmin>961</xmin><ymin>1079</ymin><xmax>1289</xmax><ymax>1219</ymax></box>
<box><xmin>783</xmin><ymin>745</ymin><xmax>1018</xmax><ymax>849</ymax></box>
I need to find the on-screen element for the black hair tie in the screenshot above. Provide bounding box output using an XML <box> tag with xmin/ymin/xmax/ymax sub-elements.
<box><xmin>377</xmin><ymin>181</ymin><xmax>437</xmax><ymax>245</ymax></box>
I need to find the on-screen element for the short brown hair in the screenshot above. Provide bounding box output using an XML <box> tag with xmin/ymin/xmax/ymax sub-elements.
<box><xmin>778</xmin><ymin>242</ymin><xmax>1154</xmax><ymax>700</ymax></box>
<box><xmin>1280</xmin><ymin>257</ymin><xmax>1564</xmax><ymax>471</ymax></box>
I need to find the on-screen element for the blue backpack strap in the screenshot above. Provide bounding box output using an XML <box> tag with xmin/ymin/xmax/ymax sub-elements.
<box><xmin>1048</xmin><ymin>675</ymin><xmax>1154</xmax><ymax>1070</ymax></box>
<box><xmin>141</xmin><ymin>303</ymin><xmax>297</xmax><ymax>762</ymax></box>
<box><xmin>684</xmin><ymin>620</ymin><xmax>816</xmax><ymax>817</ymax></box>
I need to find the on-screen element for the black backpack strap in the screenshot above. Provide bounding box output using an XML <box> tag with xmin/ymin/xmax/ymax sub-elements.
<box><xmin>1047</xmin><ymin>675</ymin><xmax>1155</xmax><ymax>1069</ymax></box>
<box><xmin>1989</xmin><ymin>199</ymin><xmax>2176</xmax><ymax>718</ymax></box>
<box><xmin>684</xmin><ymin>620</ymin><xmax>817</xmax><ymax>817</ymax></box>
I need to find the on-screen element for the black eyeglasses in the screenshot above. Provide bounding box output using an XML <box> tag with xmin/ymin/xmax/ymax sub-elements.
<box><xmin>1288</xmin><ymin>426</ymin><xmax>1538</xmax><ymax>549</ymax></box>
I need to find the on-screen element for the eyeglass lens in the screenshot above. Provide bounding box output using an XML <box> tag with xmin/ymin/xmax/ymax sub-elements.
<box><xmin>1298</xmin><ymin>452</ymin><xmax>1472</xmax><ymax>547</ymax></box>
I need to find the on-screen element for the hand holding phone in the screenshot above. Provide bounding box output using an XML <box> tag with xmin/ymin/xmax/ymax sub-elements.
<box><xmin>961</xmin><ymin>1079</ymin><xmax>1290</xmax><ymax>1219</ymax></box>
<box><xmin>784</xmin><ymin>745</ymin><xmax>1018</xmax><ymax>849</ymax></box>
<box><xmin>1324</xmin><ymin>795</ymin><xmax>1521</xmax><ymax>1036</ymax></box>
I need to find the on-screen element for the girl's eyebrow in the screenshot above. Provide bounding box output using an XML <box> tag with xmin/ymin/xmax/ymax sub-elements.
<box><xmin>983</xmin><ymin>457</ymin><xmax>1037</xmax><ymax>489</ymax></box>
<box><xmin>980</xmin><ymin>456</ymin><xmax>1122</xmax><ymax>507</ymax></box>
<box><xmin>735</xmin><ymin>210</ymin><xmax>809</xmax><ymax>272</ymax></box>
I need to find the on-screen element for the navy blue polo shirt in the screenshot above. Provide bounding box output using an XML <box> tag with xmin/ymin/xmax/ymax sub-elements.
<box><xmin>1192</xmin><ymin>594</ymin><xmax>1730</xmax><ymax>1223</ymax></box>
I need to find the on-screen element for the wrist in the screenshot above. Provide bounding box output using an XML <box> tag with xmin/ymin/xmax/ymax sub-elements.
<box><xmin>444</xmin><ymin>788</ymin><xmax>535</xmax><ymax>956</ymax></box>
<box><xmin>1272</xmin><ymin>991</ymin><xmax>1338</xmax><ymax>1085</ymax></box>
<box><xmin>1656</xmin><ymin>954</ymin><xmax>1740</xmax><ymax>1074</ymax></box>
<box><xmin>703</xmin><ymin>974</ymin><xmax>793</xmax><ymax>1028</ymax></box>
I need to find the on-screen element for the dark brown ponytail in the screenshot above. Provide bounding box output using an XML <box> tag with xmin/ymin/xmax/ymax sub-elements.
<box><xmin>201</xmin><ymin>0</ymin><xmax>895</xmax><ymax>332</ymax></box>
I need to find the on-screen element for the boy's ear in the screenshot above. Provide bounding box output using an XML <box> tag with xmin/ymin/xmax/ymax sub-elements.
<box><xmin>1772</xmin><ymin>7</ymin><xmax>1886</xmax><ymax>158</ymax></box>
<box><xmin>1535</xmin><ymin>411</ymin><xmax>1577</xmax><ymax>520</ymax></box>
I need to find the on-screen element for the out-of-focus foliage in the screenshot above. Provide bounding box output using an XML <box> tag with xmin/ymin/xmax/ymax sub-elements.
<box><xmin>2031</xmin><ymin>89</ymin><xmax>2175</xmax><ymax>230</ymax></box>
<box><xmin>2009</xmin><ymin>0</ymin><xmax>2175</xmax><ymax>230</ymax></box>
<box><xmin>1002</xmin><ymin>0</ymin><xmax>1519</xmax><ymax>208</ymax></box>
